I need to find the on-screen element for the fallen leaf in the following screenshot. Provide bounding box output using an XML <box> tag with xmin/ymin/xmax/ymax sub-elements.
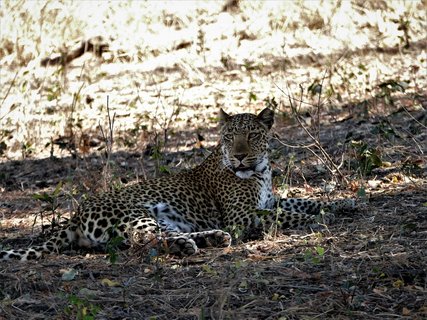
<box><xmin>101</xmin><ymin>278</ymin><xmax>120</xmax><ymax>287</ymax></box>
<box><xmin>393</xmin><ymin>279</ymin><xmax>404</xmax><ymax>288</ymax></box>
<box><xmin>271</xmin><ymin>293</ymin><xmax>284</xmax><ymax>301</ymax></box>
<box><xmin>368</xmin><ymin>180</ymin><xmax>381</xmax><ymax>189</ymax></box>
<box><xmin>238</xmin><ymin>280</ymin><xmax>248</xmax><ymax>293</ymax></box>
<box><xmin>247</xmin><ymin>254</ymin><xmax>268</xmax><ymax>261</ymax></box>
<box><xmin>349</xmin><ymin>181</ymin><xmax>359</xmax><ymax>192</ymax></box>
<box><xmin>60</xmin><ymin>268</ymin><xmax>77</xmax><ymax>281</ymax></box>
<box><xmin>402</xmin><ymin>307</ymin><xmax>411</xmax><ymax>316</ymax></box>
<box><xmin>78</xmin><ymin>288</ymin><xmax>102</xmax><ymax>296</ymax></box>
<box><xmin>382</xmin><ymin>161</ymin><xmax>392</xmax><ymax>167</ymax></box>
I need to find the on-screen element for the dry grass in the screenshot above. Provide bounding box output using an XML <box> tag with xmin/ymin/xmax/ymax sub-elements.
<box><xmin>0</xmin><ymin>0</ymin><xmax>425</xmax><ymax>159</ymax></box>
<box><xmin>0</xmin><ymin>1</ymin><xmax>426</xmax><ymax>319</ymax></box>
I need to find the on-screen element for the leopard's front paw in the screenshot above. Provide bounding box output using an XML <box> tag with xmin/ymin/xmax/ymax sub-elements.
<box><xmin>167</xmin><ymin>237</ymin><xmax>198</xmax><ymax>255</ymax></box>
<box><xmin>192</xmin><ymin>230</ymin><xmax>232</xmax><ymax>248</ymax></box>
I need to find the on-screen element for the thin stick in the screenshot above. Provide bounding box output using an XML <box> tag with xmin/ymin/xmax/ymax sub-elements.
<box><xmin>99</xmin><ymin>95</ymin><xmax>116</xmax><ymax>189</ymax></box>
<box><xmin>276</xmin><ymin>83</ymin><xmax>349</xmax><ymax>184</ymax></box>
<box><xmin>0</xmin><ymin>71</ymin><xmax>19</xmax><ymax>119</ymax></box>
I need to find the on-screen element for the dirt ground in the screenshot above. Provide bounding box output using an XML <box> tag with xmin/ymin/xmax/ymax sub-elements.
<box><xmin>1</xmin><ymin>1</ymin><xmax>426</xmax><ymax>319</ymax></box>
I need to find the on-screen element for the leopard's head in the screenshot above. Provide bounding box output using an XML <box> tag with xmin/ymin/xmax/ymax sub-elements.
<box><xmin>219</xmin><ymin>108</ymin><xmax>274</xmax><ymax>179</ymax></box>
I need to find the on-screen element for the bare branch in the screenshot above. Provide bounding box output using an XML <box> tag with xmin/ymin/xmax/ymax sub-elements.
<box><xmin>275</xmin><ymin>82</ymin><xmax>349</xmax><ymax>185</ymax></box>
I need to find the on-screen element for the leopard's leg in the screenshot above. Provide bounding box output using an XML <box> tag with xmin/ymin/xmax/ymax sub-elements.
<box><xmin>255</xmin><ymin>209</ymin><xmax>318</xmax><ymax>230</ymax></box>
<box><xmin>156</xmin><ymin>230</ymin><xmax>231</xmax><ymax>255</ymax></box>
<box><xmin>279</xmin><ymin>198</ymin><xmax>355</xmax><ymax>215</ymax></box>
<box><xmin>169</xmin><ymin>230</ymin><xmax>232</xmax><ymax>249</ymax></box>
<box><xmin>251</xmin><ymin>198</ymin><xmax>357</xmax><ymax>232</ymax></box>
<box><xmin>127</xmin><ymin>213</ymin><xmax>199</xmax><ymax>256</ymax></box>
<box><xmin>162</xmin><ymin>236</ymin><xmax>199</xmax><ymax>255</ymax></box>
<box><xmin>142</xmin><ymin>202</ymin><xmax>231</xmax><ymax>255</ymax></box>
<box><xmin>276</xmin><ymin>197</ymin><xmax>356</xmax><ymax>227</ymax></box>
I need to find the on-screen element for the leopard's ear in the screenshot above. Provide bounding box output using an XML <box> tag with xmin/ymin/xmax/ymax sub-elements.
<box><xmin>219</xmin><ymin>108</ymin><xmax>231</xmax><ymax>126</ymax></box>
<box><xmin>257</xmin><ymin>108</ymin><xmax>274</xmax><ymax>130</ymax></box>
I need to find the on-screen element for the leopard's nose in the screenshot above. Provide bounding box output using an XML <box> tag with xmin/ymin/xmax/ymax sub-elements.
<box><xmin>234</xmin><ymin>154</ymin><xmax>247</xmax><ymax>161</ymax></box>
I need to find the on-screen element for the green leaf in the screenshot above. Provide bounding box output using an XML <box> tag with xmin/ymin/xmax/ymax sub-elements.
<box><xmin>370</xmin><ymin>153</ymin><xmax>383</xmax><ymax>167</ymax></box>
<box><xmin>304</xmin><ymin>249</ymin><xmax>312</xmax><ymax>261</ymax></box>
<box><xmin>201</xmin><ymin>264</ymin><xmax>217</xmax><ymax>275</ymax></box>
<box><xmin>108</xmin><ymin>236</ymin><xmax>125</xmax><ymax>247</ymax></box>
<box><xmin>159</xmin><ymin>165</ymin><xmax>171</xmax><ymax>174</ymax></box>
<box><xmin>53</xmin><ymin>181</ymin><xmax>63</xmax><ymax>196</ymax></box>
<box><xmin>249</xmin><ymin>92</ymin><xmax>257</xmax><ymax>102</ymax></box>
<box><xmin>311</xmin><ymin>256</ymin><xmax>320</xmax><ymax>264</ymax></box>
<box><xmin>255</xmin><ymin>209</ymin><xmax>271</xmax><ymax>216</ymax></box>
<box><xmin>315</xmin><ymin>246</ymin><xmax>325</xmax><ymax>256</ymax></box>
<box><xmin>357</xmin><ymin>187</ymin><xmax>366</xmax><ymax>198</ymax></box>
<box><xmin>32</xmin><ymin>192</ymin><xmax>52</xmax><ymax>202</ymax></box>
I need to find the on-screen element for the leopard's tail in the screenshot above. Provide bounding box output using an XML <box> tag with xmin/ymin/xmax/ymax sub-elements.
<box><xmin>0</xmin><ymin>223</ymin><xmax>78</xmax><ymax>261</ymax></box>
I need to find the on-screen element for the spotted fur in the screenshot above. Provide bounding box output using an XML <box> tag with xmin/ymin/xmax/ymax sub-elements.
<box><xmin>0</xmin><ymin>108</ymin><xmax>354</xmax><ymax>261</ymax></box>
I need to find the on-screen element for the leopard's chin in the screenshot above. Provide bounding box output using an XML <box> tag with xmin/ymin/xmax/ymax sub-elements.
<box><xmin>230</xmin><ymin>163</ymin><xmax>259</xmax><ymax>179</ymax></box>
<box><xmin>234</xmin><ymin>169</ymin><xmax>255</xmax><ymax>179</ymax></box>
<box><xmin>232</xmin><ymin>165</ymin><xmax>253</xmax><ymax>172</ymax></box>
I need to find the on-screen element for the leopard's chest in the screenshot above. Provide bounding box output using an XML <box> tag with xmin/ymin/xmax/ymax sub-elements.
<box><xmin>256</xmin><ymin>169</ymin><xmax>274</xmax><ymax>210</ymax></box>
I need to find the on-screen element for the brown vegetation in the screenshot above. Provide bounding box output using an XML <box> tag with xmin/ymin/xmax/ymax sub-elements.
<box><xmin>0</xmin><ymin>1</ymin><xmax>426</xmax><ymax>319</ymax></box>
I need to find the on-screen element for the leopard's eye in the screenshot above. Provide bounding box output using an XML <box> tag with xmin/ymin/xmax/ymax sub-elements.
<box><xmin>248</xmin><ymin>132</ymin><xmax>260</xmax><ymax>140</ymax></box>
<box><xmin>223</xmin><ymin>134</ymin><xmax>233</xmax><ymax>141</ymax></box>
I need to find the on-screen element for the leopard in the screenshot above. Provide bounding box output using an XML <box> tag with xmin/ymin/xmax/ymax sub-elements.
<box><xmin>0</xmin><ymin>108</ymin><xmax>354</xmax><ymax>261</ymax></box>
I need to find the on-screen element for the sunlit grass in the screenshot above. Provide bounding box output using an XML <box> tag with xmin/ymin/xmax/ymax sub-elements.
<box><xmin>0</xmin><ymin>0</ymin><xmax>425</xmax><ymax>159</ymax></box>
